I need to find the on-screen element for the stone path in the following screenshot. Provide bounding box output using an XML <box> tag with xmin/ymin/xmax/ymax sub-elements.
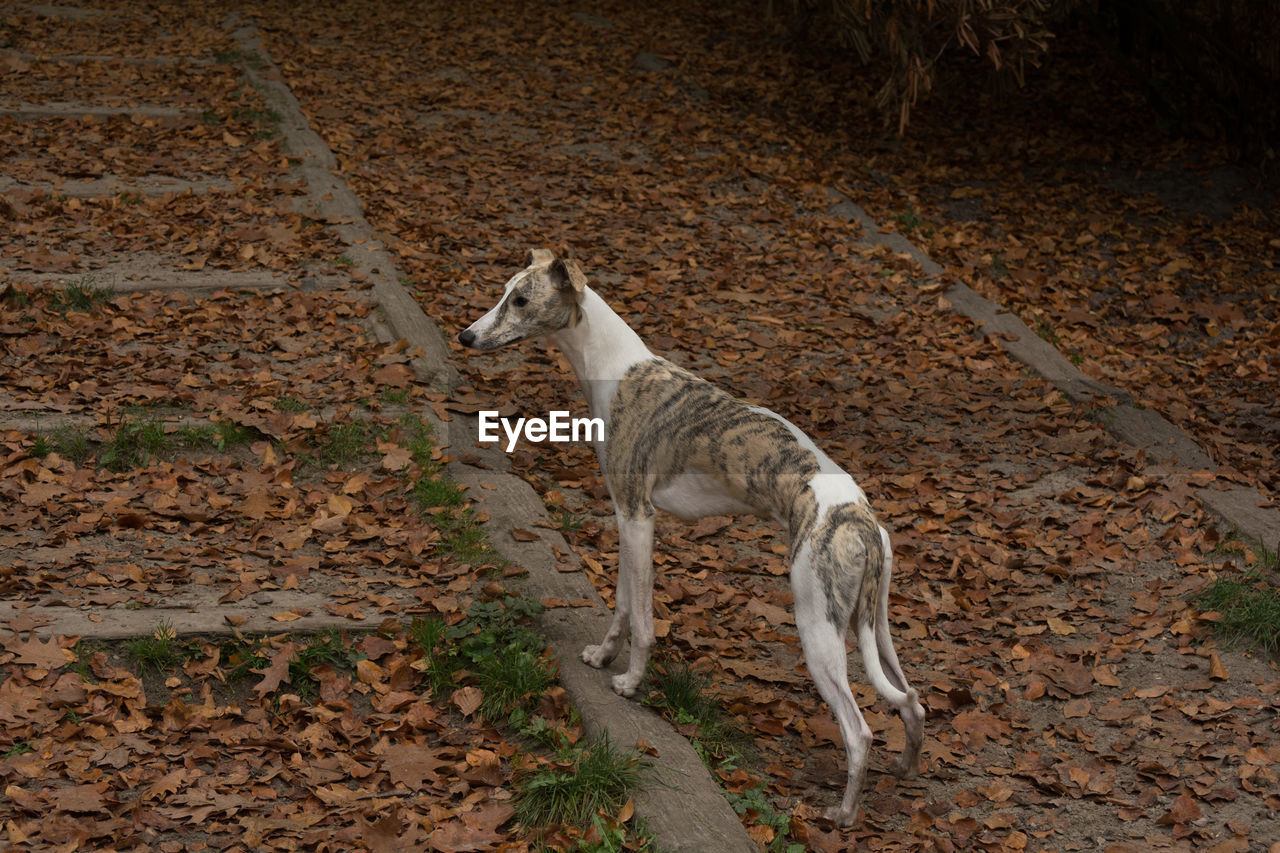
<box><xmin>2</xmin><ymin>3</ymin><xmax>1277</xmax><ymax>852</ymax></box>
<box><xmin>0</xmin><ymin>4</ymin><xmax>751</xmax><ymax>849</ymax></box>
<box><xmin>827</xmin><ymin>188</ymin><xmax>1280</xmax><ymax>552</ymax></box>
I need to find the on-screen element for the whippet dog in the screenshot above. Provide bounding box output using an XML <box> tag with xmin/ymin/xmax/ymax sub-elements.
<box><xmin>458</xmin><ymin>249</ymin><xmax>925</xmax><ymax>826</ymax></box>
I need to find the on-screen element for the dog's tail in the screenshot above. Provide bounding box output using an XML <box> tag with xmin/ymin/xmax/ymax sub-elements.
<box><xmin>855</xmin><ymin>525</ymin><xmax>919</xmax><ymax>710</ymax></box>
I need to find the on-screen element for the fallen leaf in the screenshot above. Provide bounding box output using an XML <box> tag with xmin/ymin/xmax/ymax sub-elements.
<box><xmin>1047</xmin><ymin>617</ymin><xmax>1076</xmax><ymax>635</ymax></box>
<box><xmin>358</xmin><ymin>806</ymin><xmax>425</xmax><ymax>853</ymax></box>
<box><xmin>253</xmin><ymin>642</ymin><xmax>297</xmax><ymax>696</ymax></box>
<box><xmin>451</xmin><ymin>685</ymin><xmax>482</xmax><ymax>717</ymax></box>
<box><xmin>382</xmin><ymin>744</ymin><xmax>453</xmax><ymax>791</ymax></box>
<box><xmin>53</xmin><ymin>783</ymin><xmax>108</xmax><ymax>814</ymax></box>
<box><xmin>1157</xmin><ymin>792</ymin><xmax>1201</xmax><ymax>825</ymax></box>
<box><xmin>5</xmin><ymin>634</ymin><xmax>71</xmax><ymax>669</ymax></box>
<box><xmin>1092</xmin><ymin>664</ymin><xmax>1121</xmax><ymax>687</ymax></box>
<box><xmin>381</xmin><ymin>446</ymin><xmax>413</xmax><ymax>470</ymax></box>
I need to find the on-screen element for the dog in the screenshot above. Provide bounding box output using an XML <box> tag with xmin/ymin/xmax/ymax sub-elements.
<box><xmin>458</xmin><ymin>249</ymin><xmax>925</xmax><ymax>826</ymax></box>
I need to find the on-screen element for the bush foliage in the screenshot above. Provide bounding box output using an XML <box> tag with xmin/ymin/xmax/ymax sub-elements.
<box><xmin>785</xmin><ymin>0</ymin><xmax>1061</xmax><ymax>132</ymax></box>
<box><xmin>783</xmin><ymin>0</ymin><xmax>1280</xmax><ymax>154</ymax></box>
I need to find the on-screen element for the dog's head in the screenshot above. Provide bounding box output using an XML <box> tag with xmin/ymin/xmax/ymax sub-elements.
<box><xmin>458</xmin><ymin>249</ymin><xmax>587</xmax><ymax>351</ymax></box>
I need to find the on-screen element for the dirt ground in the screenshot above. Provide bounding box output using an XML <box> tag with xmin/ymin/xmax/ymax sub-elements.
<box><xmin>2</xmin><ymin>1</ymin><xmax>1278</xmax><ymax>852</ymax></box>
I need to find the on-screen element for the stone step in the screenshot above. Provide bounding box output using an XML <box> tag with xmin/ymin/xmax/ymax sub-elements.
<box><xmin>0</xmin><ymin>101</ymin><xmax>203</xmax><ymax>119</ymax></box>
<box><xmin>3</xmin><ymin>49</ymin><xmax>213</xmax><ymax>66</ymax></box>
<box><xmin>1</xmin><ymin>252</ymin><xmax>351</xmax><ymax>293</ymax></box>
<box><xmin>0</xmin><ymin>174</ymin><xmax>234</xmax><ymax>198</ymax></box>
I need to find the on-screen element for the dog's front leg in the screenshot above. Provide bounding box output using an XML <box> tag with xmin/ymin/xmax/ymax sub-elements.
<box><xmin>609</xmin><ymin>513</ymin><xmax>655</xmax><ymax>697</ymax></box>
<box><xmin>581</xmin><ymin>543</ymin><xmax>632</xmax><ymax>670</ymax></box>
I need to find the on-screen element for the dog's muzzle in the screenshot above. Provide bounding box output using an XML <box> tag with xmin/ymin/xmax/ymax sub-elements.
<box><xmin>458</xmin><ymin>329</ymin><xmax>478</xmax><ymax>348</ymax></box>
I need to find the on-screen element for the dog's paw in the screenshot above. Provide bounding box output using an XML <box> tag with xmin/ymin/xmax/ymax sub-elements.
<box><xmin>611</xmin><ymin>672</ymin><xmax>641</xmax><ymax>697</ymax></box>
<box><xmin>822</xmin><ymin>803</ymin><xmax>857</xmax><ymax>827</ymax></box>
<box><xmin>890</xmin><ymin>754</ymin><xmax>919</xmax><ymax>780</ymax></box>
<box><xmin>580</xmin><ymin>644</ymin><xmax>614</xmax><ymax>669</ymax></box>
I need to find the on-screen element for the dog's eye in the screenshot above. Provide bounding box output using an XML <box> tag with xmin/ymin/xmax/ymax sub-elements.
<box><xmin>512</xmin><ymin>295</ymin><xmax>528</xmax><ymax>308</ymax></box>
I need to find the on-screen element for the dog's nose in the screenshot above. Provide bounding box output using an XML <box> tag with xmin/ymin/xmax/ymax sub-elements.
<box><xmin>458</xmin><ymin>329</ymin><xmax>476</xmax><ymax>348</ymax></box>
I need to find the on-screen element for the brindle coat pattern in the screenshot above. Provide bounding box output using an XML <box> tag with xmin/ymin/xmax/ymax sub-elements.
<box><xmin>606</xmin><ymin>358</ymin><xmax>883</xmax><ymax>626</ymax></box>
<box><xmin>458</xmin><ymin>250</ymin><xmax>925</xmax><ymax>830</ymax></box>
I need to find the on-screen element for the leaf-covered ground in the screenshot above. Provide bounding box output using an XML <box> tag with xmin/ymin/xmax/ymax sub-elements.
<box><xmin>2</xmin><ymin>1</ymin><xmax>1278</xmax><ymax>852</ymax></box>
<box><xmin>0</xmin><ymin>281</ymin><xmax>596</xmax><ymax>849</ymax></box>
<box><xmin>1</xmin><ymin>4</ymin><xmax>631</xmax><ymax>851</ymax></box>
<box><xmin>1</xmin><ymin>623</ymin><xmax>553</xmax><ymax>852</ymax></box>
<box><xmin>0</xmin><ymin>284</ymin><xmax>440</xmax><ymax>608</ymax></box>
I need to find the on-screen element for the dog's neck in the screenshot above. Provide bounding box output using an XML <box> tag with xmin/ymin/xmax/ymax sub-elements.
<box><xmin>550</xmin><ymin>287</ymin><xmax>652</xmax><ymax>426</ymax></box>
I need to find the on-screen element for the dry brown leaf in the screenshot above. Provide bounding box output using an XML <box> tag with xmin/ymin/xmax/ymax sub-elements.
<box><xmin>451</xmin><ymin>685</ymin><xmax>482</xmax><ymax>717</ymax></box>
<box><xmin>5</xmin><ymin>634</ymin><xmax>72</xmax><ymax>669</ymax></box>
<box><xmin>253</xmin><ymin>642</ymin><xmax>297</xmax><ymax>696</ymax></box>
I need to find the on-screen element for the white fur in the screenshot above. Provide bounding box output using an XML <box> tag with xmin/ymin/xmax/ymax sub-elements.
<box><xmin>652</xmin><ymin>472</ymin><xmax>757</xmax><ymax>519</ymax></box>
<box><xmin>551</xmin><ymin>288</ymin><xmax>653</xmax><ymax>421</ymax></box>
<box><xmin>461</xmin><ymin>263</ymin><xmax>924</xmax><ymax>830</ymax></box>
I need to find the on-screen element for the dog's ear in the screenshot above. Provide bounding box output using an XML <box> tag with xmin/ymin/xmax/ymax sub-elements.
<box><xmin>526</xmin><ymin>248</ymin><xmax>555</xmax><ymax>267</ymax></box>
<box><xmin>549</xmin><ymin>258</ymin><xmax>587</xmax><ymax>294</ymax></box>
<box><xmin>549</xmin><ymin>258</ymin><xmax>588</xmax><ymax>294</ymax></box>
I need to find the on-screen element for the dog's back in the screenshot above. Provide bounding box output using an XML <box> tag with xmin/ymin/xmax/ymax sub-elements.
<box><xmin>605</xmin><ymin>357</ymin><xmax>825</xmax><ymax>538</ymax></box>
<box><xmin>461</xmin><ymin>254</ymin><xmax>925</xmax><ymax>826</ymax></box>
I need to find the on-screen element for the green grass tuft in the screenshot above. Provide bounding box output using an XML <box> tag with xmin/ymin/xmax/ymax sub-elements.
<box><xmin>408</xmin><ymin>615</ymin><xmax>461</xmax><ymax>697</ymax></box>
<box><xmin>1196</xmin><ymin>570</ymin><xmax>1280</xmax><ymax>657</ymax></box>
<box><xmin>49</xmin><ymin>276</ymin><xmax>113</xmax><ymax>314</ymax></box>
<box><xmin>220</xmin><ymin>636</ymin><xmax>271</xmax><ymax>682</ymax></box>
<box><xmin>213</xmin><ymin>47</ymin><xmax>265</xmax><ymax>69</ymax></box>
<box><xmin>398</xmin><ymin>413</ymin><xmax>508</xmax><ymax>567</ymax></box>
<box><xmin>514</xmin><ymin>735</ymin><xmax>646</xmax><ymax>828</ymax></box>
<box><xmin>411</xmin><ymin>474</ymin><xmax>466</xmax><ymax>510</ymax></box>
<box><xmin>399</xmin><ymin>412</ymin><xmax>436</xmax><ymax>464</ymax></box>
<box><xmin>409</xmin><ymin>597</ymin><xmax>551</xmax><ymax>721</ymax></box>
<box><xmin>412</xmin><ymin>596</ymin><xmax>651</xmax><ymax>846</ymax></box>
<box><xmin>565</xmin><ymin>813</ymin><xmax>658</xmax><ymax>853</ymax></box>
<box><xmin>893</xmin><ymin>207</ymin><xmax>924</xmax><ymax>233</ymax></box>
<box><xmin>100</xmin><ymin>417</ymin><xmax>169</xmax><ymax>471</ymax></box>
<box><xmin>125</xmin><ymin>622</ymin><xmax>189</xmax><ymax>674</ymax></box>
<box><xmin>474</xmin><ymin>637</ymin><xmax>553</xmax><ymax>722</ymax></box>
<box><xmin>645</xmin><ymin>657</ymin><xmax>751</xmax><ymax>765</ymax></box>
<box><xmin>275</xmin><ymin>396</ymin><xmax>310</xmax><ymax>413</ymax></box>
<box><xmin>287</xmin><ymin>631</ymin><xmax>363</xmax><ymax>697</ymax></box>
<box><xmin>34</xmin><ymin>424</ymin><xmax>91</xmax><ymax>463</ymax></box>
<box><xmin>317</xmin><ymin>419</ymin><xmax>379</xmax><ymax>466</ymax></box>
<box><xmin>550</xmin><ymin>507</ymin><xmax>586</xmax><ymax>534</ymax></box>
<box><xmin>70</xmin><ymin>641</ymin><xmax>105</xmax><ymax>682</ymax></box>
<box><xmin>381</xmin><ymin>388</ymin><xmax>411</xmax><ymax>405</ymax></box>
<box><xmin>3</xmin><ymin>285</ymin><xmax>32</xmax><ymax>307</ymax></box>
<box><xmin>175</xmin><ymin>420</ymin><xmax>257</xmax><ymax>454</ymax></box>
<box><xmin>231</xmin><ymin>86</ymin><xmax>282</xmax><ymax>138</ymax></box>
<box><xmin>727</xmin><ymin>786</ymin><xmax>805</xmax><ymax>853</ymax></box>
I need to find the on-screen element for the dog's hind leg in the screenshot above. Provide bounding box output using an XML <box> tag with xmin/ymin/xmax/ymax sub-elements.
<box><xmin>791</xmin><ymin>548</ymin><xmax>873</xmax><ymax>826</ymax></box>
<box><xmin>874</xmin><ymin>528</ymin><xmax>925</xmax><ymax>778</ymax></box>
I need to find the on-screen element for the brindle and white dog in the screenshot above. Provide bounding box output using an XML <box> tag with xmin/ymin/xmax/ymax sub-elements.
<box><xmin>458</xmin><ymin>249</ymin><xmax>924</xmax><ymax>826</ymax></box>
